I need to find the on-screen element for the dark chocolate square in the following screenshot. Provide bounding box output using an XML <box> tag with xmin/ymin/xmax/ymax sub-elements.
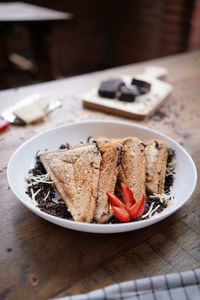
<box><xmin>118</xmin><ymin>85</ymin><xmax>139</xmax><ymax>102</ymax></box>
<box><xmin>98</xmin><ymin>78</ymin><xmax>125</xmax><ymax>98</ymax></box>
<box><xmin>131</xmin><ymin>78</ymin><xmax>151</xmax><ymax>94</ymax></box>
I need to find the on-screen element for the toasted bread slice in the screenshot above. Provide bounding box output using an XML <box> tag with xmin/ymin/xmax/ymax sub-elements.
<box><xmin>40</xmin><ymin>144</ymin><xmax>101</xmax><ymax>222</ymax></box>
<box><xmin>144</xmin><ymin>139</ymin><xmax>168</xmax><ymax>194</ymax></box>
<box><xmin>94</xmin><ymin>142</ymin><xmax>122</xmax><ymax>223</ymax></box>
<box><xmin>89</xmin><ymin>136</ymin><xmax>146</xmax><ymax>201</ymax></box>
<box><xmin>117</xmin><ymin>137</ymin><xmax>146</xmax><ymax>201</ymax></box>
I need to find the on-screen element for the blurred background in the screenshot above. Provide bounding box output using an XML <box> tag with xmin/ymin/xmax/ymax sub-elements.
<box><xmin>0</xmin><ymin>0</ymin><xmax>200</xmax><ymax>90</ymax></box>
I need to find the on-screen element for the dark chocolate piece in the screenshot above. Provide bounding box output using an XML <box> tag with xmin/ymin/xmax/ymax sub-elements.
<box><xmin>118</xmin><ymin>85</ymin><xmax>139</xmax><ymax>102</ymax></box>
<box><xmin>131</xmin><ymin>78</ymin><xmax>151</xmax><ymax>94</ymax></box>
<box><xmin>98</xmin><ymin>78</ymin><xmax>125</xmax><ymax>99</ymax></box>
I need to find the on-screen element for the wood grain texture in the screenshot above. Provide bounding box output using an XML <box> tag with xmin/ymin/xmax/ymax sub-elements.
<box><xmin>0</xmin><ymin>50</ymin><xmax>200</xmax><ymax>299</ymax></box>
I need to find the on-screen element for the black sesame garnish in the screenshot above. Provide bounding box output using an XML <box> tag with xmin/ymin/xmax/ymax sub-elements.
<box><xmin>141</xmin><ymin>142</ymin><xmax>147</xmax><ymax>148</ymax></box>
<box><xmin>59</xmin><ymin>142</ymin><xmax>71</xmax><ymax>149</ymax></box>
<box><xmin>154</xmin><ymin>141</ymin><xmax>159</xmax><ymax>149</ymax></box>
<box><xmin>87</xmin><ymin>136</ymin><xmax>92</xmax><ymax>142</ymax></box>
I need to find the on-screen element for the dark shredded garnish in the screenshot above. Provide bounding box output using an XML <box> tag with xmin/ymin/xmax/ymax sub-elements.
<box><xmin>154</xmin><ymin>141</ymin><xmax>159</xmax><ymax>149</ymax></box>
<box><xmin>89</xmin><ymin>162</ymin><xmax>99</xmax><ymax>169</ymax></box>
<box><xmin>117</xmin><ymin>146</ymin><xmax>123</xmax><ymax>166</ymax></box>
<box><xmin>164</xmin><ymin>148</ymin><xmax>175</xmax><ymax>193</ymax></box>
<box><xmin>87</xmin><ymin>136</ymin><xmax>92</xmax><ymax>142</ymax></box>
<box><xmin>59</xmin><ymin>143</ymin><xmax>71</xmax><ymax>149</ymax></box>
<box><xmin>92</xmin><ymin>141</ymin><xmax>100</xmax><ymax>155</ymax></box>
<box><xmin>141</xmin><ymin>142</ymin><xmax>147</xmax><ymax>148</ymax></box>
<box><xmin>109</xmin><ymin>216</ymin><xmax>121</xmax><ymax>224</ymax></box>
<box><xmin>25</xmin><ymin>152</ymin><xmax>72</xmax><ymax>219</ymax></box>
<box><xmin>142</xmin><ymin>197</ymin><xmax>167</xmax><ymax>218</ymax></box>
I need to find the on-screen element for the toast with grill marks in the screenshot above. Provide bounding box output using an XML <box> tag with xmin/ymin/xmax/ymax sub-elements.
<box><xmin>89</xmin><ymin>136</ymin><xmax>147</xmax><ymax>201</ymax></box>
<box><xmin>144</xmin><ymin>139</ymin><xmax>168</xmax><ymax>194</ymax></box>
<box><xmin>94</xmin><ymin>142</ymin><xmax>122</xmax><ymax>223</ymax></box>
<box><xmin>40</xmin><ymin>144</ymin><xmax>101</xmax><ymax>222</ymax></box>
<box><xmin>117</xmin><ymin>137</ymin><xmax>146</xmax><ymax>201</ymax></box>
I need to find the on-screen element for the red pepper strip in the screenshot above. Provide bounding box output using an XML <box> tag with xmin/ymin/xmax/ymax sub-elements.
<box><xmin>128</xmin><ymin>194</ymin><xmax>146</xmax><ymax>219</ymax></box>
<box><xmin>0</xmin><ymin>119</ymin><xmax>10</xmax><ymax>132</ymax></box>
<box><xmin>121</xmin><ymin>182</ymin><xmax>135</xmax><ymax>207</ymax></box>
<box><xmin>112</xmin><ymin>206</ymin><xmax>130</xmax><ymax>222</ymax></box>
<box><xmin>106</xmin><ymin>192</ymin><xmax>126</xmax><ymax>209</ymax></box>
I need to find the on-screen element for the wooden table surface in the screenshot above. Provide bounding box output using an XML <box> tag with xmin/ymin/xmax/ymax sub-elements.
<box><xmin>0</xmin><ymin>51</ymin><xmax>200</xmax><ymax>300</ymax></box>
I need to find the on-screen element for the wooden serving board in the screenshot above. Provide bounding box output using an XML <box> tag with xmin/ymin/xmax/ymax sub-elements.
<box><xmin>83</xmin><ymin>68</ymin><xmax>173</xmax><ymax>120</ymax></box>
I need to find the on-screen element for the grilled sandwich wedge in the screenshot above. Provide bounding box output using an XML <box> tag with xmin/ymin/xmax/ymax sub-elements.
<box><xmin>144</xmin><ymin>139</ymin><xmax>168</xmax><ymax>194</ymax></box>
<box><xmin>94</xmin><ymin>142</ymin><xmax>122</xmax><ymax>223</ymax></box>
<box><xmin>89</xmin><ymin>136</ymin><xmax>147</xmax><ymax>201</ymax></box>
<box><xmin>40</xmin><ymin>144</ymin><xmax>101</xmax><ymax>222</ymax></box>
<box><xmin>117</xmin><ymin>137</ymin><xmax>146</xmax><ymax>201</ymax></box>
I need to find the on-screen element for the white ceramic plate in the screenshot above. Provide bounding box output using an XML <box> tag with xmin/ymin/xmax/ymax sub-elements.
<box><xmin>7</xmin><ymin>120</ymin><xmax>197</xmax><ymax>234</ymax></box>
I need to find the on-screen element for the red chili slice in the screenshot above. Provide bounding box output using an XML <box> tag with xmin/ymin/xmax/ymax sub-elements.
<box><xmin>107</xmin><ymin>185</ymin><xmax>146</xmax><ymax>222</ymax></box>
<box><xmin>106</xmin><ymin>192</ymin><xmax>126</xmax><ymax>209</ymax></box>
<box><xmin>128</xmin><ymin>194</ymin><xmax>146</xmax><ymax>219</ymax></box>
<box><xmin>112</xmin><ymin>206</ymin><xmax>130</xmax><ymax>222</ymax></box>
<box><xmin>121</xmin><ymin>182</ymin><xmax>135</xmax><ymax>207</ymax></box>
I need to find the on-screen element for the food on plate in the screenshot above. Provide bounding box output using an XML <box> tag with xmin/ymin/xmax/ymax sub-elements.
<box><xmin>131</xmin><ymin>78</ymin><xmax>151</xmax><ymax>94</ymax></box>
<box><xmin>144</xmin><ymin>140</ymin><xmax>168</xmax><ymax>194</ymax></box>
<box><xmin>25</xmin><ymin>136</ymin><xmax>175</xmax><ymax>224</ymax></box>
<box><xmin>98</xmin><ymin>78</ymin><xmax>125</xmax><ymax>98</ymax></box>
<box><xmin>107</xmin><ymin>184</ymin><xmax>146</xmax><ymax>222</ymax></box>
<box><xmin>94</xmin><ymin>142</ymin><xmax>122</xmax><ymax>223</ymax></box>
<box><xmin>40</xmin><ymin>144</ymin><xmax>101</xmax><ymax>223</ymax></box>
<box><xmin>118</xmin><ymin>85</ymin><xmax>139</xmax><ymax>102</ymax></box>
<box><xmin>117</xmin><ymin>137</ymin><xmax>146</xmax><ymax>201</ymax></box>
<box><xmin>88</xmin><ymin>136</ymin><xmax>146</xmax><ymax>201</ymax></box>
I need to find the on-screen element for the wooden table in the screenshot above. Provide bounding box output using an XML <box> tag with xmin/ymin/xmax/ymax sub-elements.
<box><xmin>0</xmin><ymin>51</ymin><xmax>200</xmax><ymax>300</ymax></box>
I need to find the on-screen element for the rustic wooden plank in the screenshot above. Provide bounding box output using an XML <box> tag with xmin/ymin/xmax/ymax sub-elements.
<box><xmin>103</xmin><ymin>255</ymin><xmax>144</xmax><ymax>282</ymax></box>
<box><xmin>80</xmin><ymin>268</ymin><xmax>116</xmax><ymax>291</ymax></box>
<box><xmin>161</xmin><ymin>220</ymin><xmax>200</xmax><ymax>262</ymax></box>
<box><xmin>181</xmin><ymin>209</ymin><xmax>200</xmax><ymax>237</ymax></box>
<box><xmin>147</xmin><ymin>232</ymin><xmax>198</xmax><ymax>271</ymax></box>
<box><xmin>126</xmin><ymin>241</ymin><xmax>176</xmax><ymax>276</ymax></box>
<box><xmin>55</xmin><ymin>281</ymin><xmax>88</xmax><ymax>298</ymax></box>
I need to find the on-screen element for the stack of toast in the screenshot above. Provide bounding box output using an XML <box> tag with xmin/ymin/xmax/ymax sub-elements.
<box><xmin>40</xmin><ymin>136</ymin><xmax>168</xmax><ymax>223</ymax></box>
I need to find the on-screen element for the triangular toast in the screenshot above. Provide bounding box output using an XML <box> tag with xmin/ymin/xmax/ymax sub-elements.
<box><xmin>89</xmin><ymin>136</ymin><xmax>147</xmax><ymax>201</ymax></box>
<box><xmin>144</xmin><ymin>139</ymin><xmax>168</xmax><ymax>194</ymax></box>
<box><xmin>68</xmin><ymin>139</ymin><xmax>122</xmax><ymax>223</ymax></box>
<box><xmin>40</xmin><ymin>144</ymin><xmax>101</xmax><ymax>222</ymax></box>
<box><xmin>117</xmin><ymin>137</ymin><xmax>146</xmax><ymax>201</ymax></box>
<box><xmin>94</xmin><ymin>142</ymin><xmax>122</xmax><ymax>223</ymax></box>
